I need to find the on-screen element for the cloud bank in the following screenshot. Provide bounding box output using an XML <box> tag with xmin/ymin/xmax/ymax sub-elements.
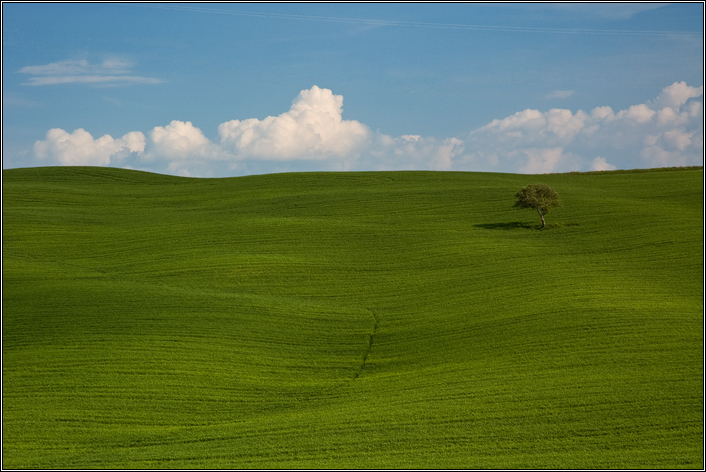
<box><xmin>33</xmin><ymin>82</ymin><xmax>703</xmax><ymax>176</ymax></box>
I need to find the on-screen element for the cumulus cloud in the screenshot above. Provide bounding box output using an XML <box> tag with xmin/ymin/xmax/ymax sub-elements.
<box><xmin>31</xmin><ymin>82</ymin><xmax>703</xmax><ymax>176</ymax></box>
<box><xmin>218</xmin><ymin>85</ymin><xmax>370</xmax><ymax>162</ymax></box>
<box><xmin>34</xmin><ymin>128</ymin><xmax>144</xmax><ymax>166</ymax></box>
<box><xmin>651</xmin><ymin>81</ymin><xmax>704</xmax><ymax>111</ymax></box>
<box><xmin>590</xmin><ymin>157</ymin><xmax>617</xmax><ymax>171</ymax></box>
<box><xmin>139</xmin><ymin>120</ymin><xmax>232</xmax><ymax>177</ymax></box>
<box><xmin>617</xmin><ymin>103</ymin><xmax>656</xmax><ymax>123</ymax></box>
<box><xmin>464</xmin><ymin>81</ymin><xmax>703</xmax><ymax>173</ymax></box>
<box><xmin>19</xmin><ymin>58</ymin><xmax>162</xmax><ymax>86</ymax></box>
<box><xmin>362</xmin><ymin>134</ymin><xmax>464</xmax><ymax>171</ymax></box>
<box><xmin>146</xmin><ymin>120</ymin><xmax>218</xmax><ymax>160</ymax></box>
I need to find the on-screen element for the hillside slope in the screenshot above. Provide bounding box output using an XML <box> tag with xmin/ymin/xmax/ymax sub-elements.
<box><xmin>2</xmin><ymin>166</ymin><xmax>703</xmax><ymax>469</ymax></box>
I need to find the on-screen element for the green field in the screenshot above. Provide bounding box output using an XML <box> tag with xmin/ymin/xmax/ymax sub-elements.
<box><xmin>2</xmin><ymin>166</ymin><xmax>703</xmax><ymax>469</ymax></box>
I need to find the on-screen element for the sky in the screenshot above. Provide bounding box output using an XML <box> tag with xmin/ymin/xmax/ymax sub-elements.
<box><xmin>2</xmin><ymin>2</ymin><xmax>704</xmax><ymax>177</ymax></box>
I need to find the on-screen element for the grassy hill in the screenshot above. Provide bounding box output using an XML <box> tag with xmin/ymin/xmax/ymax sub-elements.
<box><xmin>2</xmin><ymin>166</ymin><xmax>703</xmax><ymax>469</ymax></box>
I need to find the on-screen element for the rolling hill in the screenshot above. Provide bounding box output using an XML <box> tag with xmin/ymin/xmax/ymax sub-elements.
<box><xmin>2</xmin><ymin>166</ymin><xmax>703</xmax><ymax>469</ymax></box>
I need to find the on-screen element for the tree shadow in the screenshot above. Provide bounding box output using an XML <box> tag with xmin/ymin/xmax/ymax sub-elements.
<box><xmin>474</xmin><ymin>221</ymin><xmax>537</xmax><ymax>231</ymax></box>
<box><xmin>475</xmin><ymin>221</ymin><xmax>578</xmax><ymax>231</ymax></box>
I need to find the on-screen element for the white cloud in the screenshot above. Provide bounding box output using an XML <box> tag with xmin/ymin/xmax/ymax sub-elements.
<box><xmin>662</xmin><ymin>129</ymin><xmax>695</xmax><ymax>151</ymax></box>
<box><xmin>546</xmin><ymin>108</ymin><xmax>589</xmax><ymax>140</ymax></box>
<box><xmin>20</xmin><ymin>59</ymin><xmax>129</xmax><ymax>76</ymax></box>
<box><xmin>617</xmin><ymin>103</ymin><xmax>656</xmax><ymax>123</ymax></box>
<box><xmin>24</xmin><ymin>75</ymin><xmax>163</xmax><ymax>86</ymax></box>
<box><xmin>363</xmin><ymin>135</ymin><xmax>464</xmax><ymax>171</ymax></box>
<box><xmin>474</xmin><ymin>107</ymin><xmax>589</xmax><ymax>148</ymax></box>
<box><xmin>29</xmin><ymin>82</ymin><xmax>703</xmax><ymax>176</ymax></box>
<box><xmin>545</xmin><ymin>90</ymin><xmax>574</xmax><ymax>99</ymax></box>
<box><xmin>590</xmin><ymin>157</ymin><xmax>617</xmax><ymax>171</ymax></box>
<box><xmin>518</xmin><ymin>148</ymin><xmax>576</xmax><ymax>174</ymax></box>
<box><xmin>651</xmin><ymin>81</ymin><xmax>704</xmax><ymax>111</ymax></box>
<box><xmin>147</xmin><ymin>120</ymin><xmax>218</xmax><ymax>160</ymax></box>
<box><xmin>218</xmin><ymin>85</ymin><xmax>370</xmax><ymax>162</ymax></box>
<box><xmin>590</xmin><ymin>106</ymin><xmax>614</xmax><ymax>120</ymax></box>
<box><xmin>34</xmin><ymin>128</ymin><xmax>144</xmax><ymax>166</ymax></box>
<box><xmin>19</xmin><ymin>58</ymin><xmax>162</xmax><ymax>86</ymax></box>
<box><xmin>464</xmin><ymin>81</ymin><xmax>703</xmax><ymax>173</ymax></box>
<box><xmin>483</xmin><ymin>109</ymin><xmax>544</xmax><ymax>134</ymax></box>
<box><xmin>140</xmin><ymin>120</ymin><xmax>233</xmax><ymax>177</ymax></box>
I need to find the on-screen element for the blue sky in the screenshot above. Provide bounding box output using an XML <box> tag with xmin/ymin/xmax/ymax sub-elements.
<box><xmin>2</xmin><ymin>2</ymin><xmax>703</xmax><ymax>177</ymax></box>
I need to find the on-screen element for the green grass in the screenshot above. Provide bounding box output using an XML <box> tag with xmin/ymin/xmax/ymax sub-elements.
<box><xmin>3</xmin><ymin>166</ymin><xmax>703</xmax><ymax>469</ymax></box>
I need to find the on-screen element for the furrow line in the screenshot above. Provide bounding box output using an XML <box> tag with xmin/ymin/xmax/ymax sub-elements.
<box><xmin>353</xmin><ymin>308</ymin><xmax>379</xmax><ymax>380</ymax></box>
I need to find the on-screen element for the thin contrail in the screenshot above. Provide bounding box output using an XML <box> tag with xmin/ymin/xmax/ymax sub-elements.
<box><xmin>133</xmin><ymin>3</ymin><xmax>702</xmax><ymax>37</ymax></box>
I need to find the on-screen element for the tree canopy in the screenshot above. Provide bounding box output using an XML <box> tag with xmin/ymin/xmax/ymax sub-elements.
<box><xmin>514</xmin><ymin>184</ymin><xmax>561</xmax><ymax>228</ymax></box>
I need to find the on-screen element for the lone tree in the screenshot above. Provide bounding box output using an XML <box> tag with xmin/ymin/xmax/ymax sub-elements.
<box><xmin>514</xmin><ymin>183</ymin><xmax>561</xmax><ymax>228</ymax></box>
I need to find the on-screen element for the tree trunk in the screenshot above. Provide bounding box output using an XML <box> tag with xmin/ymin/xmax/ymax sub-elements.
<box><xmin>537</xmin><ymin>208</ymin><xmax>546</xmax><ymax>228</ymax></box>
